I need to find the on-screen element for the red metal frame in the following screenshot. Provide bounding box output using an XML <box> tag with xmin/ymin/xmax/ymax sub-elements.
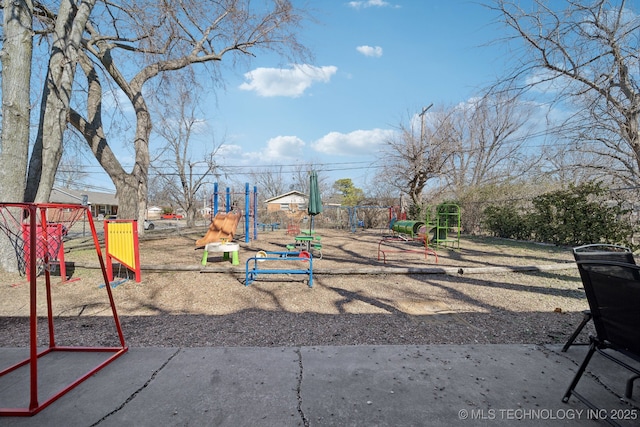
<box><xmin>377</xmin><ymin>236</ymin><xmax>438</xmax><ymax>264</ymax></box>
<box><xmin>0</xmin><ymin>203</ymin><xmax>128</xmax><ymax>416</ymax></box>
<box><xmin>21</xmin><ymin>222</ymin><xmax>79</xmax><ymax>284</ymax></box>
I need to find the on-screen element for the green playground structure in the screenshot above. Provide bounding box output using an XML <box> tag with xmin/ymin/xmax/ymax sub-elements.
<box><xmin>391</xmin><ymin>220</ymin><xmax>425</xmax><ymax>239</ymax></box>
<box><xmin>424</xmin><ymin>203</ymin><xmax>461</xmax><ymax>249</ymax></box>
<box><xmin>387</xmin><ymin>202</ymin><xmax>461</xmax><ymax>249</ymax></box>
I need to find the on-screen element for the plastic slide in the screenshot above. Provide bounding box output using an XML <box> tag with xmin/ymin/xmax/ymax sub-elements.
<box><xmin>196</xmin><ymin>212</ymin><xmax>241</xmax><ymax>247</ymax></box>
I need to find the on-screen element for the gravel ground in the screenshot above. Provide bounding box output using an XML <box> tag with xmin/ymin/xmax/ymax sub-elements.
<box><xmin>0</xmin><ymin>227</ymin><xmax>591</xmax><ymax>348</ymax></box>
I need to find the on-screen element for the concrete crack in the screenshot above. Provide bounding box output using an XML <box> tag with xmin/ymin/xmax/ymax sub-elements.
<box><xmin>90</xmin><ymin>348</ymin><xmax>182</xmax><ymax>426</ymax></box>
<box><xmin>295</xmin><ymin>348</ymin><xmax>309</xmax><ymax>427</ymax></box>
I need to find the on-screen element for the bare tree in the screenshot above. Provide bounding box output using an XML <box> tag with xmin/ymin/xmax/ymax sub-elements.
<box><xmin>290</xmin><ymin>163</ymin><xmax>315</xmax><ymax>196</ymax></box>
<box><xmin>556</xmin><ymin>97</ymin><xmax>640</xmax><ymax>188</ymax></box>
<box><xmin>150</xmin><ymin>78</ymin><xmax>220</xmax><ymax>227</ymax></box>
<box><xmin>248</xmin><ymin>162</ymin><xmax>330</xmax><ymax>206</ymax></box>
<box><xmin>376</xmin><ymin>107</ymin><xmax>453</xmax><ymax>207</ymax></box>
<box><xmin>74</xmin><ymin>0</ymin><xmax>308</xmax><ymax>233</ymax></box>
<box><xmin>0</xmin><ymin>0</ymin><xmax>33</xmax><ymax>271</ymax></box>
<box><xmin>538</xmin><ymin>130</ymin><xmax>612</xmax><ymax>188</ymax></box>
<box><xmin>492</xmin><ymin>0</ymin><xmax>640</xmax><ymax>186</ymax></box>
<box><xmin>249</xmin><ymin>165</ymin><xmax>288</xmax><ymax>200</ymax></box>
<box><xmin>0</xmin><ymin>0</ymin><xmax>32</xmax><ymax>203</ymax></box>
<box><xmin>444</xmin><ymin>91</ymin><xmax>539</xmax><ymax>194</ymax></box>
<box><xmin>24</xmin><ymin>0</ymin><xmax>96</xmax><ymax>203</ymax></box>
<box><xmin>55</xmin><ymin>154</ymin><xmax>89</xmax><ymax>189</ymax></box>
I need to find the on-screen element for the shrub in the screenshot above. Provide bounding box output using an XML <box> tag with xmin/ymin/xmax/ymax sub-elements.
<box><xmin>483</xmin><ymin>204</ymin><xmax>531</xmax><ymax>240</ymax></box>
<box><xmin>483</xmin><ymin>182</ymin><xmax>636</xmax><ymax>247</ymax></box>
<box><xmin>528</xmin><ymin>182</ymin><xmax>634</xmax><ymax>247</ymax></box>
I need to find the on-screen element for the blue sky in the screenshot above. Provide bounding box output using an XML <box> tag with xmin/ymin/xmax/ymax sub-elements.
<box><xmin>203</xmin><ymin>0</ymin><xmax>506</xmax><ymax>189</ymax></box>
<box><xmin>87</xmin><ymin>0</ymin><xmax>510</xmax><ymax>192</ymax></box>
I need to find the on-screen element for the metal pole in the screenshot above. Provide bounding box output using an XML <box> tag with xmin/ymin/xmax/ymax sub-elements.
<box><xmin>245</xmin><ymin>183</ymin><xmax>250</xmax><ymax>243</ymax></box>
<box><xmin>213</xmin><ymin>183</ymin><xmax>219</xmax><ymax>216</ymax></box>
<box><xmin>28</xmin><ymin>205</ymin><xmax>39</xmax><ymax>411</ymax></box>
<box><xmin>253</xmin><ymin>185</ymin><xmax>258</xmax><ymax>240</ymax></box>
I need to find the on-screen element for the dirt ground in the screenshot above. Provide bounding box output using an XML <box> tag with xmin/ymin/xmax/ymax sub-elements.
<box><xmin>0</xmin><ymin>226</ymin><xmax>589</xmax><ymax>348</ymax></box>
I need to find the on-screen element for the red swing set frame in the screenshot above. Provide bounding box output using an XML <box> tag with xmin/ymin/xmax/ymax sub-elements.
<box><xmin>0</xmin><ymin>203</ymin><xmax>127</xmax><ymax>416</ymax></box>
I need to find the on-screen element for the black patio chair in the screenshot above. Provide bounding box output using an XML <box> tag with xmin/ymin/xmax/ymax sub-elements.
<box><xmin>562</xmin><ymin>260</ymin><xmax>640</xmax><ymax>426</ymax></box>
<box><xmin>562</xmin><ymin>244</ymin><xmax>636</xmax><ymax>352</ymax></box>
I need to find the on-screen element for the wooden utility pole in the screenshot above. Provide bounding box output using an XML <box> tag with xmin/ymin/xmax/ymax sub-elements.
<box><xmin>418</xmin><ymin>103</ymin><xmax>433</xmax><ymax>144</ymax></box>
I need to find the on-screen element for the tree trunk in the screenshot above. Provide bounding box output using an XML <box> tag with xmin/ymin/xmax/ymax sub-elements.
<box><xmin>0</xmin><ymin>0</ymin><xmax>33</xmax><ymax>272</ymax></box>
<box><xmin>0</xmin><ymin>0</ymin><xmax>32</xmax><ymax>202</ymax></box>
<box><xmin>24</xmin><ymin>0</ymin><xmax>95</xmax><ymax>203</ymax></box>
<box><xmin>115</xmin><ymin>175</ymin><xmax>148</xmax><ymax>233</ymax></box>
<box><xmin>187</xmin><ymin>209</ymin><xmax>197</xmax><ymax>228</ymax></box>
<box><xmin>116</xmin><ymin>88</ymin><xmax>151</xmax><ymax>234</ymax></box>
<box><xmin>71</xmin><ymin>50</ymin><xmax>149</xmax><ymax>234</ymax></box>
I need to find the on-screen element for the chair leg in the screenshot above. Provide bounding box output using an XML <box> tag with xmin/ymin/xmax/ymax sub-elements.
<box><xmin>562</xmin><ymin>339</ymin><xmax>597</xmax><ymax>403</ymax></box>
<box><xmin>561</xmin><ymin>310</ymin><xmax>592</xmax><ymax>352</ymax></box>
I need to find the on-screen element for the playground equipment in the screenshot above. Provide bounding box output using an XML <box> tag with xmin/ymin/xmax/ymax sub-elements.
<box><xmin>377</xmin><ymin>218</ymin><xmax>437</xmax><ymax>264</ymax></box>
<box><xmin>21</xmin><ymin>221</ymin><xmax>76</xmax><ymax>283</ymax></box>
<box><xmin>245</xmin><ymin>250</ymin><xmax>313</xmax><ymax>287</ymax></box>
<box><xmin>284</xmin><ymin>205</ymin><xmax>305</xmax><ymax>236</ymax></box>
<box><xmin>201</xmin><ymin>241</ymin><xmax>240</xmax><ymax>266</ymax></box>
<box><xmin>291</xmin><ymin>232</ymin><xmax>323</xmax><ymax>259</ymax></box>
<box><xmin>104</xmin><ymin>219</ymin><xmax>141</xmax><ymax>282</ymax></box>
<box><xmin>0</xmin><ymin>203</ymin><xmax>127</xmax><ymax>416</ymax></box>
<box><xmin>424</xmin><ymin>203</ymin><xmax>461</xmax><ymax>249</ymax></box>
<box><xmin>384</xmin><ymin>202</ymin><xmax>461</xmax><ymax>248</ymax></box>
<box><xmin>196</xmin><ymin>211</ymin><xmax>242</xmax><ymax>247</ymax></box>
<box><xmin>391</xmin><ymin>220</ymin><xmax>425</xmax><ymax>240</ymax></box>
<box><xmin>377</xmin><ymin>236</ymin><xmax>438</xmax><ymax>264</ymax></box>
<box><xmin>211</xmin><ymin>182</ymin><xmax>258</xmax><ymax>243</ymax></box>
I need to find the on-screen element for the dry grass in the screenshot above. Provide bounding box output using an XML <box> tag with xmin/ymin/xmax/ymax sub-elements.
<box><xmin>0</xmin><ymin>227</ymin><xmax>590</xmax><ymax>348</ymax></box>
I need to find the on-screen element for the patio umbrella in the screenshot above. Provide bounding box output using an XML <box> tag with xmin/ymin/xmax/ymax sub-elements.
<box><xmin>308</xmin><ymin>170</ymin><xmax>323</xmax><ymax>231</ymax></box>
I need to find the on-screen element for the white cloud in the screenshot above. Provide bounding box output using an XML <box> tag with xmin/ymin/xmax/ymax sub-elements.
<box><xmin>356</xmin><ymin>45</ymin><xmax>383</xmax><ymax>57</ymax></box>
<box><xmin>312</xmin><ymin>128</ymin><xmax>396</xmax><ymax>156</ymax></box>
<box><xmin>347</xmin><ymin>0</ymin><xmax>393</xmax><ymax>9</ymax></box>
<box><xmin>246</xmin><ymin>135</ymin><xmax>306</xmax><ymax>161</ymax></box>
<box><xmin>217</xmin><ymin>144</ymin><xmax>244</xmax><ymax>160</ymax></box>
<box><xmin>239</xmin><ymin>64</ymin><xmax>338</xmax><ymax>98</ymax></box>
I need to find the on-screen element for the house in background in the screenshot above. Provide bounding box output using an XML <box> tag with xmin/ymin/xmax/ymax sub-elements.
<box><xmin>262</xmin><ymin>191</ymin><xmax>310</xmax><ymax>231</ymax></box>
<box><xmin>264</xmin><ymin>191</ymin><xmax>308</xmax><ymax>213</ymax></box>
<box><xmin>50</xmin><ymin>188</ymin><xmax>118</xmax><ymax>218</ymax></box>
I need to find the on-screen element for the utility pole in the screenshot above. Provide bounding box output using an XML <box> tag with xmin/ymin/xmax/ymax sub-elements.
<box><xmin>418</xmin><ymin>103</ymin><xmax>433</xmax><ymax>144</ymax></box>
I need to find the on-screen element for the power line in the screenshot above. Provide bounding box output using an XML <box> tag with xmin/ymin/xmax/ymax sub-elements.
<box><xmin>58</xmin><ymin>160</ymin><xmax>382</xmax><ymax>176</ymax></box>
<box><xmin>54</xmin><ymin>178</ymin><xmax>115</xmax><ymax>193</ymax></box>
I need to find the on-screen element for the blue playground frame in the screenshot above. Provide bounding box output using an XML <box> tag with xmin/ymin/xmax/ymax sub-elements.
<box><xmin>245</xmin><ymin>250</ymin><xmax>313</xmax><ymax>287</ymax></box>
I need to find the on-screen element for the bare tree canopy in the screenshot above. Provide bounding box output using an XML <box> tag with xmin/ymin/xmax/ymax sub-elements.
<box><xmin>16</xmin><ymin>0</ymin><xmax>310</xmax><ymax>233</ymax></box>
<box><xmin>150</xmin><ymin>78</ymin><xmax>221</xmax><ymax>227</ymax></box>
<box><xmin>249</xmin><ymin>166</ymin><xmax>289</xmax><ymax>199</ymax></box>
<box><xmin>248</xmin><ymin>162</ymin><xmax>330</xmax><ymax>202</ymax></box>
<box><xmin>376</xmin><ymin>106</ymin><xmax>453</xmax><ymax>207</ymax></box>
<box><xmin>492</xmin><ymin>0</ymin><xmax>640</xmax><ymax>186</ymax></box>
<box><xmin>444</xmin><ymin>91</ymin><xmax>540</xmax><ymax>193</ymax></box>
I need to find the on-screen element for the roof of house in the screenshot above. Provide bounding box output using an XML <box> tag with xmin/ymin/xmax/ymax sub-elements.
<box><xmin>264</xmin><ymin>191</ymin><xmax>308</xmax><ymax>204</ymax></box>
<box><xmin>50</xmin><ymin>188</ymin><xmax>118</xmax><ymax>206</ymax></box>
